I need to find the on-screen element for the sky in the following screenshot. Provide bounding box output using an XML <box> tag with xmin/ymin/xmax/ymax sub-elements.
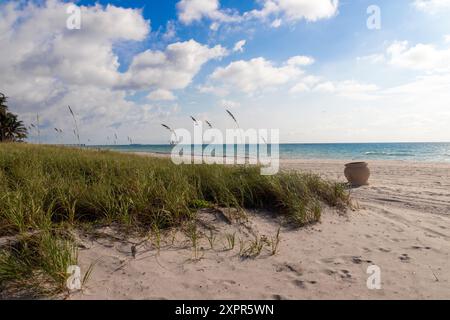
<box><xmin>1</xmin><ymin>0</ymin><xmax>450</xmax><ymax>144</ymax></box>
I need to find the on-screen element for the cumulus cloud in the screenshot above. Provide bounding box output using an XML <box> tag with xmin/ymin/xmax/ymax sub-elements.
<box><xmin>210</xmin><ymin>57</ymin><xmax>307</xmax><ymax>93</ymax></box>
<box><xmin>313</xmin><ymin>80</ymin><xmax>379</xmax><ymax>100</ymax></box>
<box><xmin>147</xmin><ymin>89</ymin><xmax>177</xmax><ymax>101</ymax></box>
<box><xmin>162</xmin><ymin>20</ymin><xmax>177</xmax><ymax>41</ymax></box>
<box><xmin>289</xmin><ymin>75</ymin><xmax>321</xmax><ymax>93</ymax></box>
<box><xmin>209</xmin><ymin>55</ymin><xmax>318</xmax><ymax>94</ymax></box>
<box><xmin>287</xmin><ymin>55</ymin><xmax>315</xmax><ymax>66</ymax></box>
<box><xmin>176</xmin><ymin>0</ymin><xmax>240</xmax><ymax>25</ymax></box>
<box><xmin>289</xmin><ymin>75</ymin><xmax>379</xmax><ymax>100</ymax></box>
<box><xmin>386</xmin><ymin>41</ymin><xmax>450</xmax><ymax>72</ymax></box>
<box><xmin>413</xmin><ymin>0</ymin><xmax>450</xmax><ymax>13</ymax></box>
<box><xmin>208</xmin><ymin>54</ymin><xmax>376</xmax><ymax>101</ymax></box>
<box><xmin>123</xmin><ymin>39</ymin><xmax>228</xmax><ymax>91</ymax></box>
<box><xmin>0</xmin><ymin>0</ymin><xmax>150</xmax><ymax>92</ymax></box>
<box><xmin>271</xmin><ymin>18</ymin><xmax>282</xmax><ymax>28</ymax></box>
<box><xmin>197</xmin><ymin>84</ymin><xmax>229</xmax><ymax>96</ymax></box>
<box><xmin>177</xmin><ymin>0</ymin><xmax>339</xmax><ymax>27</ymax></box>
<box><xmin>246</xmin><ymin>0</ymin><xmax>339</xmax><ymax>23</ymax></box>
<box><xmin>233</xmin><ymin>40</ymin><xmax>247</xmax><ymax>53</ymax></box>
<box><xmin>360</xmin><ymin>40</ymin><xmax>450</xmax><ymax>73</ymax></box>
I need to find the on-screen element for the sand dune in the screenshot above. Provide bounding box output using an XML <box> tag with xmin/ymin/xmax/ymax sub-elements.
<box><xmin>72</xmin><ymin>158</ymin><xmax>450</xmax><ymax>300</ymax></box>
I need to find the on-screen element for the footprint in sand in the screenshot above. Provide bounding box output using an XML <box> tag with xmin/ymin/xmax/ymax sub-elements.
<box><xmin>399</xmin><ymin>254</ymin><xmax>411</xmax><ymax>262</ymax></box>
<box><xmin>411</xmin><ymin>246</ymin><xmax>432</xmax><ymax>251</ymax></box>
<box><xmin>351</xmin><ymin>256</ymin><xmax>373</xmax><ymax>265</ymax></box>
<box><xmin>323</xmin><ymin>268</ymin><xmax>337</xmax><ymax>276</ymax></box>
<box><xmin>275</xmin><ymin>263</ymin><xmax>303</xmax><ymax>276</ymax></box>
<box><xmin>337</xmin><ymin>269</ymin><xmax>353</xmax><ymax>281</ymax></box>
<box><xmin>293</xmin><ymin>279</ymin><xmax>317</xmax><ymax>289</ymax></box>
<box><xmin>293</xmin><ymin>280</ymin><xmax>307</xmax><ymax>289</ymax></box>
<box><xmin>273</xmin><ymin>294</ymin><xmax>289</xmax><ymax>300</ymax></box>
<box><xmin>321</xmin><ymin>257</ymin><xmax>345</xmax><ymax>265</ymax></box>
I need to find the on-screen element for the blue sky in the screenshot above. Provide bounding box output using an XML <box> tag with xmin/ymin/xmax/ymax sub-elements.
<box><xmin>1</xmin><ymin>0</ymin><xmax>450</xmax><ymax>144</ymax></box>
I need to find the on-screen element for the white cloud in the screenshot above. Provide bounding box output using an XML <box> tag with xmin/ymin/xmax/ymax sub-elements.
<box><xmin>177</xmin><ymin>0</ymin><xmax>339</xmax><ymax>27</ymax></box>
<box><xmin>0</xmin><ymin>0</ymin><xmax>148</xmax><ymax>105</ymax></box>
<box><xmin>162</xmin><ymin>20</ymin><xmax>177</xmax><ymax>41</ymax></box>
<box><xmin>289</xmin><ymin>75</ymin><xmax>321</xmax><ymax>93</ymax></box>
<box><xmin>220</xmin><ymin>99</ymin><xmax>241</xmax><ymax>109</ymax></box>
<box><xmin>0</xmin><ymin>0</ymin><xmax>150</xmax><ymax>91</ymax></box>
<box><xmin>247</xmin><ymin>0</ymin><xmax>339</xmax><ymax>22</ymax></box>
<box><xmin>147</xmin><ymin>89</ymin><xmax>177</xmax><ymax>101</ymax></box>
<box><xmin>176</xmin><ymin>0</ymin><xmax>240</xmax><ymax>25</ymax></box>
<box><xmin>123</xmin><ymin>39</ymin><xmax>228</xmax><ymax>91</ymax></box>
<box><xmin>197</xmin><ymin>85</ymin><xmax>229</xmax><ymax>96</ymax></box>
<box><xmin>413</xmin><ymin>0</ymin><xmax>450</xmax><ymax>13</ymax></box>
<box><xmin>271</xmin><ymin>18</ymin><xmax>282</xmax><ymax>28</ymax></box>
<box><xmin>313</xmin><ymin>80</ymin><xmax>379</xmax><ymax>100</ymax></box>
<box><xmin>302</xmin><ymin>75</ymin><xmax>321</xmax><ymax>85</ymax></box>
<box><xmin>233</xmin><ymin>40</ymin><xmax>246</xmax><ymax>53</ymax></box>
<box><xmin>210</xmin><ymin>57</ymin><xmax>306</xmax><ymax>93</ymax></box>
<box><xmin>357</xmin><ymin>54</ymin><xmax>385</xmax><ymax>64</ymax></box>
<box><xmin>314</xmin><ymin>81</ymin><xmax>336</xmax><ymax>92</ymax></box>
<box><xmin>275</xmin><ymin>0</ymin><xmax>339</xmax><ymax>21</ymax></box>
<box><xmin>210</xmin><ymin>21</ymin><xmax>220</xmax><ymax>31</ymax></box>
<box><xmin>289</xmin><ymin>82</ymin><xmax>310</xmax><ymax>93</ymax></box>
<box><xmin>444</xmin><ymin>34</ymin><xmax>450</xmax><ymax>43</ymax></box>
<box><xmin>287</xmin><ymin>55</ymin><xmax>315</xmax><ymax>66</ymax></box>
<box><xmin>246</xmin><ymin>0</ymin><xmax>279</xmax><ymax>19</ymax></box>
<box><xmin>208</xmin><ymin>55</ymin><xmax>318</xmax><ymax>95</ymax></box>
<box><xmin>177</xmin><ymin>0</ymin><xmax>220</xmax><ymax>24</ymax></box>
<box><xmin>386</xmin><ymin>41</ymin><xmax>450</xmax><ymax>72</ymax></box>
<box><xmin>381</xmin><ymin>73</ymin><xmax>450</xmax><ymax>100</ymax></box>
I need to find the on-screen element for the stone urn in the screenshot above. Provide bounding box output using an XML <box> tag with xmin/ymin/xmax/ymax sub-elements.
<box><xmin>344</xmin><ymin>162</ymin><xmax>370</xmax><ymax>186</ymax></box>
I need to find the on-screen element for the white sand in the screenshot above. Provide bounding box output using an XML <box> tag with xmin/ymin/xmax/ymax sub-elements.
<box><xmin>71</xmin><ymin>158</ymin><xmax>450</xmax><ymax>300</ymax></box>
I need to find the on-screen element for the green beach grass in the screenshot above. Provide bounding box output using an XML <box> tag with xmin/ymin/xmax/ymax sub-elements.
<box><xmin>0</xmin><ymin>143</ymin><xmax>349</xmax><ymax>296</ymax></box>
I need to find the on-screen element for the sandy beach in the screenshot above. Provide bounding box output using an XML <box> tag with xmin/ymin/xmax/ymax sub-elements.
<box><xmin>69</xmin><ymin>157</ymin><xmax>450</xmax><ymax>300</ymax></box>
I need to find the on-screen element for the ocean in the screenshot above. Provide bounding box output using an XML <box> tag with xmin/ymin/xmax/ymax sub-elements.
<box><xmin>89</xmin><ymin>142</ymin><xmax>450</xmax><ymax>163</ymax></box>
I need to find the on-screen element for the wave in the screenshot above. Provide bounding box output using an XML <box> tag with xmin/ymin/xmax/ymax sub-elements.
<box><xmin>364</xmin><ymin>151</ymin><xmax>415</xmax><ymax>157</ymax></box>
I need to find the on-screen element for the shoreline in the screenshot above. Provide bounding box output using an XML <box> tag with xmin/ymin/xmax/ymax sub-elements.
<box><xmin>86</xmin><ymin>141</ymin><xmax>450</xmax><ymax>164</ymax></box>
<box><xmin>130</xmin><ymin>151</ymin><xmax>450</xmax><ymax>167</ymax></box>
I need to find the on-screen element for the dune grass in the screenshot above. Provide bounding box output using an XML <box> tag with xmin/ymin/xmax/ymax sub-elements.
<box><xmin>0</xmin><ymin>143</ymin><xmax>349</xmax><ymax>296</ymax></box>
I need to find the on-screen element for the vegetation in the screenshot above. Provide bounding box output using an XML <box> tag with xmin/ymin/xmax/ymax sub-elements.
<box><xmin>0</xmin><ymin>93</ymin><xmax>28</xmax><ymax>143</ymax></box>
<box><xmin>0</xmin><ymin>143</ymin><xmax>349</xmax><ymax>296</ymax></box>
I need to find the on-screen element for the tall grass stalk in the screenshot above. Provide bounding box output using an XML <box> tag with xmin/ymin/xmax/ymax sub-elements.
<box><xmin>68</xmin><ymin>106</ymin><xmax>80</xmax><ymax>146</ymax></box>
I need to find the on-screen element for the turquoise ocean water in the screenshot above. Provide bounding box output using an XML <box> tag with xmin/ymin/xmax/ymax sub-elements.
<box><xmin>90</xmin><ymin>143</ymin><xmax>450</xmax><ymax>163</ymax></box>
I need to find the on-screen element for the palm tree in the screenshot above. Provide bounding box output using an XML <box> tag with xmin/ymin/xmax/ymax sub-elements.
<box><xmin>0</xmin><ymin>93</ymin><xmax>9</xmax><ymax>141</ymax></box>
<box><xmin>0</xmin><ymin>93</ymin><xmax>7</xmax><ymax>117</ymax></box>
<box><xmin>3</xmin><ymin>113</ymin><xmax>28</xmax><ymax>141</ymax></box>
<box><xmin>0</xmin><ymin>92</ymin><xmax>28</xmax><ymax>142</ymax></box>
